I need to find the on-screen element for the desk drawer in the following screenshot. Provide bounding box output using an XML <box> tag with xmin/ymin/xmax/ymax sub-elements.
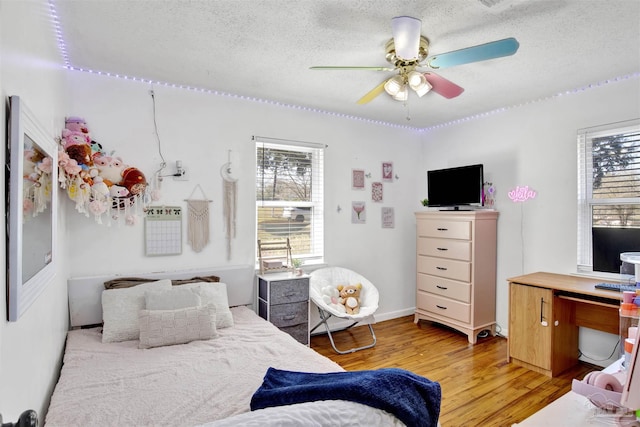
<box><xmin>269</xmin><ymin>301</ymin><xmax>308</xmax><ymax>327</ymax></box>
<box><xmin>418</xmin><ymin>256</ymin><xmax>470</xmax><ymax>282</ymax></box>
<box><xmin>417</xmin><ymin>219</ymin><xmax>471</xmax><ymax>240</ymax></box>
<box><xmin>417</xmin><ymin>292</ymin><xmax>470</xmax><ymax>323</ymax></box>
<box><xmin>418</xmin><ymin>237</ymin><xmax>471</xmax><ymax>261</ymax></box>
<box><xmin>269</xmin><ymin>279</ymin><xmax>309</xmax><ymax>304</ymax></box>
<box><xmin>417</xmin><ymin>273</ymin><xmax>470</xmax><ymax>303</ymax></box>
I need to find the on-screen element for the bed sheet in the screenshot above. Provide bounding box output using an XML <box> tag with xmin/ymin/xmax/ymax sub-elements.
<box><xmin>45</xmin><ymin>306</ymin><xmax>353</xmax><ymax>426</ymax></box>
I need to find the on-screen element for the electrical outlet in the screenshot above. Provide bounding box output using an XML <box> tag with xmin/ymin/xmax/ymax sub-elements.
<box><xmin>173</xmin><ymin>167</ymin><xmax>189</xmax><ymax>181</ymax></box>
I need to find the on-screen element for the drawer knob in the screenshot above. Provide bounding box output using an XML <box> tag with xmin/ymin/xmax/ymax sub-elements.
<box><xmin>437</xmin><ymin>228</ymin><xmax>448</xmax><ymax>231</ymax></box>
<box><xmin>436</xmin><ymin>285</ymin><xmax>448</xmax><ymax>290</ymax></box>
<box><xmin>282</xmin><ymin>314</ymin><xmax>296</xmax><ymax>321</ymax></box>
<box><xmin>436</xmin><ymin>305</ymin><xmax>447</xmax><ymax>310</ymax></box>
<box><xmin>436</xmin><ymin>266</ymin><xmax>448</xmax><ymax>271</ymax></box>
<box><xmin>436</xmin><ymin>247</ymin><xmax>448</xmax><ymax>251</ymax></box>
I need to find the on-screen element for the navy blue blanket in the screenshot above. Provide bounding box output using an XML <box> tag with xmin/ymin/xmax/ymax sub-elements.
<box><xmin>250</xmin><ymin>367</ymin><xmax>441</xmax><ymax>427</ymax></box>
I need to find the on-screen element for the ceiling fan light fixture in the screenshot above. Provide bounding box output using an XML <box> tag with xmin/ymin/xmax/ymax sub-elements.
<box><xmin>384</xmin><ymin>75</ymin><xmax>405</xmax><ymax>96</ymax></box>
<box><xmin>407</xmin><ymin>71</ymin><xmax>432</xmax><ymax>97</ymax></box>
<box><xmin>392</xmin><ymin>85</ymin><xmax>409</xmax><ymax>101</ymax></box>
<box><xmin>391</xmin><ymin>16</ymin><xmax>421</xmax><ymax>60</ymax></box>
<box><xmin>414</xmin><ymin>80</ymin><xmax>433</xmax><ymax>97</ymax></box>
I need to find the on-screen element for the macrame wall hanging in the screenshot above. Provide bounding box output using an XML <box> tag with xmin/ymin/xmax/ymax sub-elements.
<box><xmin>220</xmin><ymin>150</ymin><xmax>238</xmax><ymax>260</ymax></box>
<box><xmin>185</xmin><ymin>185</ymin><xmax>212</xmax><ymax>253</ymax></box>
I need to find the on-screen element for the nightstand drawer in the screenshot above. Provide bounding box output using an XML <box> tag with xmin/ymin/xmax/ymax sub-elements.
<box><xmin>280</xmin><ymin>323</ymin><xmax>309</xmax><ymax>345</ymax></box>
<box><xmin>418</xmin><ymin>256</ymin><xmax>470</xmax><ymax>282</ymax></box>
<box><xmin>269</xmin><ymin>301</ymin><xmax>308</xmax><ymax>327</ymax></box>
<box><xmin>417</xmin><ymin>273</ymin><xmax>471</xmax><ymax>303</ymax></box>
<box><xmin>417</xmin><ymin>219</ymin><xmax>471</xmax><ymax>240</ymax></box>
<box><xmin>266</xmin><ymin>278</ymin><xmax>309</xmax><ymax>304</ymax></box>
<box><xmin>417</xmin><ymin>237</ymin><xmax>471</xmax><ymax>261</ymax></box>
<box><xmin>417</xmin><ymin>292</ymin><xmax>470</xmax><ymax>323</ymax></box>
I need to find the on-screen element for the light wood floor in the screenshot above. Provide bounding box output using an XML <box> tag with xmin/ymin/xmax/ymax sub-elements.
<box><xmin>310</xmin><ymin>315</ymin><xmax>598</xmax><ymax>427</ymax></box>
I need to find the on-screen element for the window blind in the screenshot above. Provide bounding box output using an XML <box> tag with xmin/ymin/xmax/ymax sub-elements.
<box><xmin>254</xmin><ymin>136</ymin><xmax>325</xmax><ymax>264</ymax></box>
<box><xmin>577</xmin><ymin>118</ymin><xmax>640</xmax><ymax>271</ymax></box>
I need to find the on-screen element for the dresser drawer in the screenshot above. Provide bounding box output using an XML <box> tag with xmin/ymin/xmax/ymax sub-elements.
<box><xmin>267</xmin><ymin>278</ymin><xmax>309</xmax><ymax>304</ymax></box>
<box><xmin>418</xmin><ymin>256</ymin><xmax>470</xmax><ymax>282</ymax></box>
<box><xmin>417</xmin><ymin>237</ymin><xmax>471</xmax><ymax>261</ymax></box>
<box><xmin>417</xmin><ymin>219</ymin><xmax>471</xmax><ymax>240</ymax></box>
<box><xmin>269</xmin><ymin>301</ymin><xmax>308</xmax><ymax>327</ymax></box>
<box><xmin>417</xmin><ymin>292</ymin><xmax>470</xmax><ymax>323</ymax></box>
<box><xmin>280</xmin><ymin>323</ymin><xmax>309</xmax><ymax>345</ymax></box>
<box><xmin>417</xmin><ymin>273</ymin><xmax>471</xmax><ymax>303</ymax></box>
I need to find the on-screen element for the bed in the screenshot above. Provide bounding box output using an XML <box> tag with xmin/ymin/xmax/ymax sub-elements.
<box><xmin>44</xmin><ymin>267</ymin><xmax>440</xmax><ymax>427</ymax></box>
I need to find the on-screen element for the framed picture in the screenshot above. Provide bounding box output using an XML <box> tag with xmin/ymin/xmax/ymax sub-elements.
<box><xmin>7</xmin><ymin>96</ymin><xmax>58</xmax><ymax>321</ymax></box>
<box><xmin>381</xmin><ymin>207</ymin><xmax>395</xmax><ymax>228</ymax></box>
<box><xmin>352</xmin><ymin>169</ymin><xmax>365</xmax><ymax>190</ymax></box>
<box><xmin>382</xmin><ymin>161</ymin><xmax>393</xmax><ymax>182</ymax></box>
<box><xmin>352</xmin><ymin>201</ymin><xmax>366</xmax><ymax>224</ymax></box>
<box><xmin>372</xmin><ymin>182</ymin><xmax>383</xmax><ymax>202</ymax></box>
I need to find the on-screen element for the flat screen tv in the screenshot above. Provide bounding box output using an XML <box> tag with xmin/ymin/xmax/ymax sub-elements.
<box><xmin>427</xmin><ymin>164</ymin><xmax>484</xmax><ymax>209</ymax></box>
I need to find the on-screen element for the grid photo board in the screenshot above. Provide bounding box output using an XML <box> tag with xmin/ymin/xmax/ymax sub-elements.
<box><xmin>145</xmin><ymin>206</ymin><xmax>182</xmax><ymax>256</ymax></box>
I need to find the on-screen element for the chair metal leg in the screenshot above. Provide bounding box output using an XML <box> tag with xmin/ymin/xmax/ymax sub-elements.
<box><xmin>310</xmin><ymin>307</ymin><xmax>376</xmax><ymax>354</ymax></box>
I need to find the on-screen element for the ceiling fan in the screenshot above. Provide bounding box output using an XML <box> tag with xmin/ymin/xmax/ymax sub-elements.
<box><xmin>310</xmin><ymin>16</ymin><xmax>519</xmax><ymax>104</ymax></box>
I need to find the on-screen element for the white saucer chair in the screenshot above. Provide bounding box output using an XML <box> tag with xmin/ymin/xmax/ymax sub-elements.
<box><xmin>309</xmin><ymin>267</ymin><xmax>379</xmax><ymax>354</ymax></box>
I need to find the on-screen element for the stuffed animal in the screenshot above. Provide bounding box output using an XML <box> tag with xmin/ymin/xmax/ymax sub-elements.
<box><xmin>65</xmin><ymin>117</ymin><xmax>90</xmax><ymax>135</ymax></box>
<box><xmin>66</xmin><ymin>144</ymin><xmax>93</xmax><ymax>168</ymax></box>
<box><xmin>93</xmin><ymin>154</ymin><xmax>126</xmax><ymax>186</ymax></box>
<box><xmin>321</xmin><ymin>286</ymin><xmax>346</xmax><ymax>314</ymax></box>
<box><xmin>337</xmin><ymin>283</ymin><xmax>362</xmax><ymax>315</ymax></box>
<box><xmin>120</xmin><ymin>167</ymin><xmax>147</xmax><ymax>196</ymax></box>
<box><xmin>62</xmin><ymin>129</ymin><xmax>91</xmax><ymax>150</ymax></box>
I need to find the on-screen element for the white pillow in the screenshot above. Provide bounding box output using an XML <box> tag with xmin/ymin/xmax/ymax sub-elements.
<box><xmin>179</xmin><ymin>282</ymin><xmax>234</xmax><ymax>328</ymax></box>
<box><xmin>101</xmin><ymin>279</ymin><xmax>172</xmax><ymax>343</ymax></box>
<box><xmin>145</xmin><ymin>287</ymin><xmax>201</xmax><ymax>310</ymax></box>
<box><xmin>138</xmin><ymin>304</ymin><xmax>217</xmax><ymax>349</ymax></box>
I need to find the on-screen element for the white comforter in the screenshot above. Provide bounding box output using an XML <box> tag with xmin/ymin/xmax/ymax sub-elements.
<box><xmin>45</xmin><ymin>306</ymin><xmax>403</xmax><ymax>427</ymax></box>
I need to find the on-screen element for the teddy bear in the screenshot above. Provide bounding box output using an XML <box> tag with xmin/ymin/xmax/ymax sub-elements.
<box><xmin>337</xmin><ymin>283</ymin><xmax>362</xmax><ymax>315</ymax></box>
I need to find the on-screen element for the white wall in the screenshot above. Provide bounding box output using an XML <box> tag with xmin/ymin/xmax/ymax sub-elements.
<box><xmin>418</xmin><ymin>76</ymin><xmax>640</xmax><ymax>366</ymax></box>
<box><xmin>65</xmin><ymin>71</ymin><xmax>423</xmax><ymax>322</ymax></box>
<box><xmin>0</xmin><ymin>0</ymin><xmax>70</xmax><ymax>422</ymax></box>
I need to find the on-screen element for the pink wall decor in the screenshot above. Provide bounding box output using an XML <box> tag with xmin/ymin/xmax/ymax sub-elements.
<box><xmin>508</xmin><ymin>185</ymin><xmax>537</xmax><ymax>202</ymax></box>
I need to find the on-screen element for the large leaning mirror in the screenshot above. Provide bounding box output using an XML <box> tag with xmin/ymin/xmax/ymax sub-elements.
<box><xmin>6</xmin><ymin>96</ymin><xmax>57</xmax><ymax>321</ymax></box>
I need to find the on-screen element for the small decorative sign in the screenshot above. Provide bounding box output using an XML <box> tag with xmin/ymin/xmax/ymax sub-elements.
<box><xmin>352</xmin><ymin>169</ymin><xmax>365</xmax><ymax>190</ymax></box>
<box><xmin>372</xmin><ymin>182</ymin><xmax>383</xmax><ymax>202</ymax></box>
<box><xmin>508</xmin><ymin>186</ymin><xmax>537</xmax><ymax>202</ymax></box>
<box><xmin>381</xmin><ymin>207</ymin><xmax>394</xmax><ymax>228</ymax></box>
<box><xmin>352</xmin><ymin>201</ymin><xmax>366</xmax><ymax>224</ymax></box>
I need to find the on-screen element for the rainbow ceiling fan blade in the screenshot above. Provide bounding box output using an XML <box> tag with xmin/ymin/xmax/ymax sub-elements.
<box><xmin>425</xmin><ymin>38</ymin><xmax>520</xmax><ymax>70</ymax></box>
<box><xmin>356</xmin><ymin>79</ymin><xmax>389</xmax><ymax>104</ymax></box>
<box><xmin>423</xmin><ymin>73</ymin><xmax>464</xmax><ymax>99</ymax></box>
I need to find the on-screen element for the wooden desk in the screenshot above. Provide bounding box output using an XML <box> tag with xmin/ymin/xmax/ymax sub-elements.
<box><xmin>508</xmin><ymin>272</ymin><xmax>623</xmax><ymax>377</ymax></box>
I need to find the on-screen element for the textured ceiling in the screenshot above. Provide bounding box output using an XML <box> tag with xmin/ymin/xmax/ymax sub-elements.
<box><xmin>53</xmin><ymin>0</ymin><xmax>640</xmax><ymax>129</ymax></box>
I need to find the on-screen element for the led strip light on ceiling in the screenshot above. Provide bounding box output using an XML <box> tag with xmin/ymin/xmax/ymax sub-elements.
<box><xmin>47</xmin><ymin>0</ymin><xmax>639</xmax><ymax>133</ymax></box>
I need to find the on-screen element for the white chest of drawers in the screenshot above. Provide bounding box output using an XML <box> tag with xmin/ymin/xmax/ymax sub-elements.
<box><xmin>257</xmin><ymin>273</ymin><xmax>310</xmax><ymax>345</ymax></box>
<box><xmin>414</xmin><ymin>210</ymin><xmax>499</xmax><ymax>344</ymax></box>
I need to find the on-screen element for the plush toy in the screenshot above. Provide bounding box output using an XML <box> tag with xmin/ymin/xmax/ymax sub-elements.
<box><xmin>93</xmin><ymin>154</ymin><xmax>126</xmax><ymax>186</ymax></box>
<box><xmin>62</xmin><ymin>129</ymin><xmax>91</xmax><ymax>150</ymax></box>
<box><xmin>321</xmin><ymin>285</ymin><xmax>346</xmax><ymax>314</ymax></box>
<box><xmin>65</xmin><ymin>117</ymin><xmax>90</xmax><ymax>135</ymax></box>
<box><xmin>120</xmin><ymin>167</ymin><xmax>147</xmax><ymax>196</ymax></box>
<box><xmin>337</xmin><ymin>283</ymin><xmax>362</xmax><ymax>315</ymax></box>
<box><xmin>66</xmin><ymin>144</ymin><xmax>93</xmax><ymax>168</ymax></box>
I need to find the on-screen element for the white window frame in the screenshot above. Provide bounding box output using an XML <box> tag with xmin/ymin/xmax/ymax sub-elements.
<box><xmin>577</xmin><ymin>118</ymin><xmax>640</xmax><ymax>276</ymax></box>
<box><xmin>255</xmin><ymin>136</ymin><xmax>325</xmax><ymax>266</ymax></box>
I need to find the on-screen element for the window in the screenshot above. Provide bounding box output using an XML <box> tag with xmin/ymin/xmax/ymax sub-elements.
<box><xmin>577</xmin><ymin>119</ymin><xmax>640</xmax><ymax>275</ymax></box>
<box><xmin>255</xmin><ymin>136</ymin><xmax>324</xmax><ymax>265</ymax></box>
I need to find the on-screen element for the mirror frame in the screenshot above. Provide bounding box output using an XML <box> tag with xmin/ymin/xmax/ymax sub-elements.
<box><xmin>6</xmin><ymin>96</ymin><xmax>58</xmax><ymax>321</ymax></box>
